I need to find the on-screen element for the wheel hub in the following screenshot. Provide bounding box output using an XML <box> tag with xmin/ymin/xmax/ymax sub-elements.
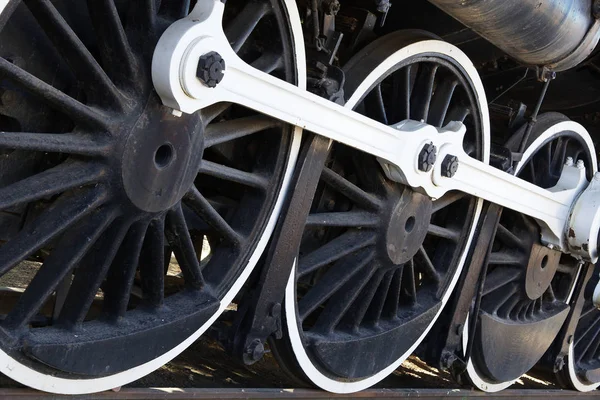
<box><xmin>384</xmin><ymin>189</ymin><xmax>432</xmax><ymax>265</ymax></box>
<box><xmin>121</xmin><ymin>96</ymin><xmax>204</xmax><ymax>213</ymax></box>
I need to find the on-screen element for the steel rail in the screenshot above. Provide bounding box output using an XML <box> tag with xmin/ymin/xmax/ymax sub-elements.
<box><xmin>2</xmin><ymin>388</ymin><xmax>600</xmax><ymax>400</ymax></box>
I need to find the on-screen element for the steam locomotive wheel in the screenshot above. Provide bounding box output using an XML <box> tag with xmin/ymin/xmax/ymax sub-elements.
<box><xmin>273</xmin><ymin>31</ymin><xmax>490</xmax><ymax>393</ymax></box>
<box><xmin>561</xmin><ymin>274</ymin><xmax>600</xmax><ymax>391</ymax></box>
<box><xmin>0</xmin><ymin>0</ymin><xmax>303</xmax><ymax>394</ymax></box>
<box><xmin>462</xmin><ymin>113</ymin><xmax>597</xmax><ymax>392</ymax></box>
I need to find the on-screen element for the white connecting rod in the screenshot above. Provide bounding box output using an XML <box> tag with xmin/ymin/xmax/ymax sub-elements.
<box><xmin>151</xmin><ymin>0</ymin><xmax>590</xmax><ymax>252</ymax></box>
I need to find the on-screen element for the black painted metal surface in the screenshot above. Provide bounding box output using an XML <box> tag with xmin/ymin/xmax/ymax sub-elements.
<box><xmin>427</xmin><ymin>0</ymin><xmax>599</xmax><ymax>71</ymax></box>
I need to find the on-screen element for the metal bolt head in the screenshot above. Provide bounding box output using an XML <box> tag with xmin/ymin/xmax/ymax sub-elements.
<box><xmin>577</xmin><ymin>159</ymin><xmax>585</xmax><ymax>170</ymax></box>
<box><xmin>547</xmin><ymin>243</ymin><xmax>555</xmax><ymax>250</ymax></box>
<box><xmin>565</xmin><ymin>157</ymin><xmax>574</xmax><ymax>167</ymax></box>
<box><xmin>197</xmin><ymin>51</ymin><xmax>226</xmax><ymax>88</ymax></box>
<box><xmin>418</xmin><ymin>142</ymin><xmax>437</xmax><ymax>172</ymax></box>
<box><xmin>440</xmin><ymin>351</ymin><xmax>457</xmax><ymax>370</ymax></box>
<box><xmin>245</xmin><ymin>339</ymin><xmax>265</xmax><ymax>363</ymax></box>
<box><xmin>171</xmin><ymin>109</ymin><xmax>183</xmax><ymax>118</ymax></box>
<box><xmin>441</xmin><ymin>155</ymin><xmax>459</xmax><ymax>178</ymax></box>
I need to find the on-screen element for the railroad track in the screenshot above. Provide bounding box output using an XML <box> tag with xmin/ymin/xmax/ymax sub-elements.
<box><xmin>2</xmin><ymin>388</ymin><xmax>600</xmax><ymax>400</ymax></box>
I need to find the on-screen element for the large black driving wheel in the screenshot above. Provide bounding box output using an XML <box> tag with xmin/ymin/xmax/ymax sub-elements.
<box><xmin>0</xmin><ymin>0</ymin><xmax>303</xmax><ymax>393</ymax></box>
<box><xmin>273</xmin><ymin>31</ymin><xmax>490</xmax><ymax>393</ymax></box>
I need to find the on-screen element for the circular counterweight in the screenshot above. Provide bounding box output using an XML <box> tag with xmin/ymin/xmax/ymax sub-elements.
<box><xmin>273</xmin><ymin>30</ymin><xmax>490</xmax><ymax>393</ymax></box>
<box><xmin>0</xmin><ymin>0</ymin><xmax>303</xmax><ymax>394</ymax></box>
<box><xmin>462</xmin><ymin>112</ymin><xmax>597</xmax><ymax>392</ymax></box>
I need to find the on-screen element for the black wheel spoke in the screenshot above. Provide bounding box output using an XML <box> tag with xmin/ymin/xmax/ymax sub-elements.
<box><xmin>0</xmin><ymin>189</ymin><xmax>107</xmax><ymax>277</ymax></box>
<box><xmin>0</xmin><ymin>162</ymin><xmax>105</xmax><ymax>212</ymax></box>
<box><xmin>367</xmin><ymin>84</ymin><xmax>388</xmax><ymax>125</ymax></box>
<box><xmin>391</xmin><ymin>66</ymin><xmax>411</xmax><ymax>122</ymax></box>
<box><xmin>488</xmin><ymin>251</ymin><xmax>524</xmax><ymax>266</ymax></box>
<box><xmin>428</xmin><ymin>79</ymin><xmax>458</xmax><ymax>127</ymax></box>
<box><xmin>165</xmin><ymin>204</ymin><xmax>205</xmax><ymax>290</ymax></box>
<box><xmin>183</xmin><ymin>186</ymin><xmax>242</xmax><ymax>245</ymax></box>
<box><xmin>139</xmin><ymin>217</ymin><xmax>166</xmax><ymax>308</ymax></box>
<box><xmin>0</xmin><ymin>58</ymin><xmax>106</xmax><ymax>128</ymax></box>
<box><xmin>416</xmin><ymin>246</ymin><xmax>440</xmax><ymax>283</ymax></box>
<box><xmin>251</xmin><ymin>52</ymin><xmax>284</xmax><ymax>74</ymax></box>
<box><xmin>427</xmin><ymin>223</ymin><xmax>460</xmax><ymax>242</ymax></box>
<box><xmin>2</xmin><ymin>207</ymin><xmax>115</xmax><ymax>329</ymax></box>
<box><xmin>482</xmin><ymin>267</ymin><xmax>522</xmax><ymax>296</ymax></box>
<box><xmin>24</xmin><ymin>0</ymin><xmax>125</xmax><ymax>109</ymax></box>
<box><xmin>577</xmin><ymin>319</ymin><xmax>600</xmax><ymax>362</ymax></box>
<box><xmin>306</xmin><ymin>211</ymin><xmax>379</xmax><ymax>228</ymax></box>
<box><xmin>550</xmin><ymin>138</ymin><xmax>569</xmax><ymax>176</ymax></box>
<box><xmin>298</xmin><ymin>230</ymin><xmax>376</xmax><ymax>277</ymax></box>
<box><xmin>204</xmin><ymin>115</ymin><xmax>280</xmax><ymax>148</ymax></box>
<box><xmin>403</xmin><ymin>259</ymin><xmax>417</xmax><ymax>303</ymax></box>
<box><xmin>491</xmin><ymin>282</ymin><xmax>519</xmax><ymax>318</ymax></box>
<box><xmin>56</xmin><ymin>219</ymin><xmax>129</xmax><ymax>326</ymax></box>
<box><xmin>225</xmin><ymin>1</ymin><xmax>271</xmax><ymax>52</ymax></box>
<box><xmin>495</xmin><ymin>224</ymin><xmax>526</xmax><ymax>249</ymax></box>
<box><xmin>102</xmin><ymin>220</ymin><xmax>149</xmax><ymax>318</ymax></box>
<box><xmin>321</xmin><ymin>168</ymin><xmax>382</xmax><ymax>210</ymax></box>
<box><xmin>201</xmin><ymin>103</ymin><xmax>232</xmax><ymax>125</ymax></box>
<box><xmin>384</xmin><ymin>268</ymin><xmax>403</xmax><ymax>318</ymax></box>
<box><xmin>366</xmin><ymin>269</ymin><xmax>395</xmax><ymax>324</ymax></box>
<box><xmin>199</xmin><ymin>160</ymin><xmax>268</xmax><ymax>190</ymax></box>
<box><xmin>432</xmin><ymin>192</ymin><xmax>466</xmax><ymax>213</ymax></box>
<box><xmin>410</xmin><ymin>64</ymin><xmax>438</xmax><ymax>121</ymax></box>
<box><xmin>0</xmin><ymin>132</ymin><xmax>110</xmax><ymax>156</ymax></box>
<box><xmin>86</xmin><ymin>0</ymin><xmax>137</xmax><ymax>84</ymax></box>
<box><xmin>444</xmin><ymin>105</ymin><xmax>470</xmax><ymax>125</ymax></box>
<box><xmin>342</xmin><ymin>270</ymin><xmax>386</xmax><ymax>329</ymax></box>
<box><xmin>527</xmin><ymin>161</ymin><xmax>537</xmax><ymax>185</ymax></box>
<box><xmin>312</xmin><ymin>267</ymin><xmax>374</xmax><ymax>333</ymax></box>
<box><xmin>298</xmin><ymin>249</ymin><xmax>374</xmax><ymax>321</ymax></box>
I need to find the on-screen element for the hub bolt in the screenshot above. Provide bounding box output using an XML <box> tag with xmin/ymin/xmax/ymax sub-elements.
<box><xmin>418</xmin><ymin>142</ymin><xmax>437</xmax><ymax>172</ymax></box>
<box><xmin>577</xmin><ymin>159</ymin><xmax>585</xmax><ymax>170</ymax></box>
<box><xmin>197</xmin><ymin>51</ymin><xmax>226</xmax><ymax>88</ymax></box>
<box><xmin>565</xmin><ymin>157</ymin><xmax>574</xmax><ymax>167</ymax></box>
<box><xmin>441</xmin><ymin>155</ymin><xmax>459</xmax><ymax>178</ymax></box>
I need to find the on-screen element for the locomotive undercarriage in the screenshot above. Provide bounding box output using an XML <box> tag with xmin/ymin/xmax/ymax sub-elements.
<box><xmin>0</xmin><ymin>0</ymin><xmax>599</xmax><ymax>395</ymax></box>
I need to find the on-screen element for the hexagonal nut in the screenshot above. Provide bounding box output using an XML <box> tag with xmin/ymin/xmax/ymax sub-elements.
<box><xmin>245</xmin><ymin>339</ymin><xmax>265</xmax><ymax>363</ymax></box>
<box><xmin>441</xmin><ymin>155</ymin><xmax>459</xmax><ymax>178</ymax></box>
<box><xmin>418</xmin><ymin>143</ymin><xmax>437</xmax><ymax>172</ymax></box>
<box><xmin>197</xmin><ymin>51</ymin><xmax>226</xmax><ymax>88</ymax></box>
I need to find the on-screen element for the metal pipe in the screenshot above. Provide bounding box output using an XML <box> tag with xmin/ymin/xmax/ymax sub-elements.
<box><xmin>428</xmin><ymin>0</ymin><xmax>600</xmax><ymax>71</ymax></box>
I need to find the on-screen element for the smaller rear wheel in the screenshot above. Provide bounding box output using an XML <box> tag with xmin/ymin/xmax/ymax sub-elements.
<box><xmin>462</xmin><ymin>113</ymin><xmax>597</xmax><ymax>392</ymax></box>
